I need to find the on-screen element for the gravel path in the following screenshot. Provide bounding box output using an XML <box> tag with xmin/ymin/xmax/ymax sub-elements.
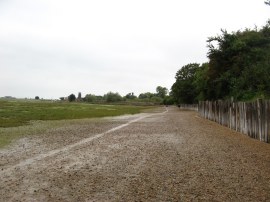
<box><xmin>1</xmin><ymin>106</ymin><xmax>270</xmax><ymax>201</ymax></box>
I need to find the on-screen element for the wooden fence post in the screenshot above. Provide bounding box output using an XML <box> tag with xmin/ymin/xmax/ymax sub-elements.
<box><xmin>198</xmin><ymin>99</ymin><xmax>269</xmax><ymax>143</ymax></box>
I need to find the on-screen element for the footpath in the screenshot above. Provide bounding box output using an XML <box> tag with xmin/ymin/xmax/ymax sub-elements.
<box><xmin>0</xmin><ymin>106</ymin><xmax>270</xmax><ymax>201</ymax></box>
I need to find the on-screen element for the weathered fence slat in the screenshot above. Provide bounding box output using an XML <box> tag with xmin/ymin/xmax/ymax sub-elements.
<box><xmin>178</xmin><ymin>104</ymin><xmax>198</xmax><ymax>111</ymax></box>
<box><xmin>198</xmin><ymin>99</ymin><xmax>269</xmax><ymax>143</ymax></box>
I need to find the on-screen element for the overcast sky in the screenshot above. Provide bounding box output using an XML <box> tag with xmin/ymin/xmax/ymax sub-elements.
<box><xmin>0</xmin><ymin>0</ymin><xmax>269</xmax><ymax>99</ymax></box>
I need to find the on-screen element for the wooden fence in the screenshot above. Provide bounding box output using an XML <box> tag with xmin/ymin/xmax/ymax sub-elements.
<box><xmin>198</xmin><ymin>99</ymin><xmax>270</xmax><ymax>143</ymax></box>
<box><xmin>178</xmin><ymin>104</ymin><xmax>198</xmax><ymax>111</ymax></box>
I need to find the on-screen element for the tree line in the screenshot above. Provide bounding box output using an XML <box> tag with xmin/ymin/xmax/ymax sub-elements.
<box><xmin>62</xmin><ymin>2</ymin><xmax>270</xmax><ymax>106</ymax></box>
<box><xmin>64</xmin><ymin>86</ymin><xmax>174</xmax><ymax>105</ymax></box>
<box><xmin>171</xmin><ymin>3</ymin><xmax>270</xmax><ymax>104</ymax></box>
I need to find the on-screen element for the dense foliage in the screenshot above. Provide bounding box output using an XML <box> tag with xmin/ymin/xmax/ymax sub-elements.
<box><xmin>172</xmin><ymin>21</ymin><xmax>270</xmax><ymax>103</ymax></box>
<box><xmin>68</xmin><ymin>94</ymin><xmax>76</xmax><ymax>102</ymax></box>
<box><xmin>171</xmin><ymin>63</ymin><xmax>200</xmax><ymax>104</ymax></box>
<box><xmin>82</xmin><ymin>86</ymin><xmax>170</xmax><ymax>105</ymax></box>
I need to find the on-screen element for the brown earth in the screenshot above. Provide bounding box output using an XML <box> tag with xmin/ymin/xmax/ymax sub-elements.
<box><xmin>0</xmin><ymin>106</ymin><xmax>270</xmax><ymax>201</ymax></box>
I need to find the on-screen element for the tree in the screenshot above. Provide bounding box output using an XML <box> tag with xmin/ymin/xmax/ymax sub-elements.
<box><xmin>125</xmin><ymin>92</ymin><xmax>136</xmax><ymax>99</ymax></box>
<box><xmin>84</xmin><ymin>94</ymin><xmax>104</xmax><ymax>102</ymax></box>
<box><xmin>150</xmin><ymin>96</ymin><xmax>163</xmax><ymax>104</ymax></box>
<box><xmin>170</xmin><ymin>19</ymin><xmax>270</xmax><ymax>102</ymax></box>
<box><xmin>138</xmin><ymin>92</ymin><xmax>154</xmax><ymax>99</ymax></box>
<box><xmin>156</xmin><ymin>86</ymin><xmax>168</xmax><ymax>98</ymax></box>
<box><xmin>35</xmin><ymin>96</ymin><xmax>39</xmax><ymax>100</ymax></box>
<box><xmin>193</xmin><ymin>63</ymin><xmax>209</xmax><ymax>101</ymax></box>
<box><xmin>84</xmin><ymin>94</ymin><xmax>95</xmax><ymax>102</ymax></box>
<box><xmin>104</xmin><ymin>92</ymin><xmax>122</xmax><ymax>102</ymax></box>
<box><xmin>206</xmin><ymin>24</ymin><xmax>270</xmax><ymax>100</ymax></box>
<box><xmin>163</xmin><ymin>95</ymin><xmax>175</xmax><ymax>105</ymax></box>
<box><xmin>171</xmin><ymin>63</ymin><xmax>200</xmax><ymax>104</ymax></box>
<box><xmin>68</xmin><ymin>94</ymin><xmax>76</xmax><ymax>102</ymax></box>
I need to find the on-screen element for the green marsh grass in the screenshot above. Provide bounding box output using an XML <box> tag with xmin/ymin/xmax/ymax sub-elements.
<box><xmin>0</xmin><ymin>99</ymin><xmax>153</xmax><ymax>148</ymax></box>
<box><xmin>0</xmin><ymin>100</ymin><xmax>150</xmax><ymax>128</ymax></box>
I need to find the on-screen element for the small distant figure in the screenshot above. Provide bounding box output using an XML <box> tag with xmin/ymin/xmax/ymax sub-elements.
<box><xmin>178</xmin><ymin>104</ymin><xmax>180</xmax><ymax>108</ymax></box>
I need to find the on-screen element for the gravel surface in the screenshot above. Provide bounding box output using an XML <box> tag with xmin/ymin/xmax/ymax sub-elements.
<box><xmin>0</xmin><ymin>106</ymin><xmax>270</xmax><ymax>201</ymax></box>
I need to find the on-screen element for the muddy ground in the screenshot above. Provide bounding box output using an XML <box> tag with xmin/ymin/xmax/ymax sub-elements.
<box><xmin>0</xmin><ymin>106</ymin><xmax>270</xmax><ymax>201</ymax></box>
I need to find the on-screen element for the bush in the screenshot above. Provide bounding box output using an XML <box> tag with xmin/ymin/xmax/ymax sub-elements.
<box><xmin>68</xmin><ymin>94</ymin><xmax>76</xmax><ymax>102</ymax></box>
<box><xmin>104</xmin><ymin>92</ymin><xmax>122</xmax><ymax>102</ymax></box>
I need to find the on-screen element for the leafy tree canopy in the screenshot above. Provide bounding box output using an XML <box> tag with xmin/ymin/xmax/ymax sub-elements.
<box><xmin>104</xmin><ymin>92</ymin><xmax>122</xmax><ymax>102</ymax></box>
<box><xmin>156</xmin><ymin>86</ymin><xmax>168</xmax><ymax>98</ymax></box>
<box><xmin>206</xmin><ymin>23</ymin><xmax>270</xmax><ymax>100</ymax></box>
<box><xmin>171</xmin><ymin>63</ymin><xmax>200</xmax><ymax>104</ymax></box>
<box><xmin>138</xmin><ymin>92</ymin><xmax>155</xmax><ymax>99</ymax></box>
<box><xmin>68</xmin><ymin>94</ymin><xmax>76</xmax><ymax>102</ymax></box>
<box><xmin>171</xmin><ymin>20</ymin><xmax>270</xmax><ymax>103</ymax></box>
<box><xmin>125</xmin><ymin>92</ymin><xmax>137</xmax><ymax>99</ymax></box>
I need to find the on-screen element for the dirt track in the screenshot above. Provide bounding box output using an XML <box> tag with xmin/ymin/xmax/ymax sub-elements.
<box><xmin>1</xmin><ymin>106</ymin><xmax>270</xmax><ymax>201</ymax></box>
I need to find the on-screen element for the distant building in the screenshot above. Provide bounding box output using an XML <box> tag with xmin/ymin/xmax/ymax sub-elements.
<box><xmin>77</xmin><ymin>92</ymin><xmax>82</xmax><ymax>101</ymax></box>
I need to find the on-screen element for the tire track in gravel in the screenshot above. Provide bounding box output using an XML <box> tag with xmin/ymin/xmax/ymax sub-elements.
<box><xmin>1</xmin><ymin>108</ymin><xmax>168</xmax><ymax>174</ymax></box>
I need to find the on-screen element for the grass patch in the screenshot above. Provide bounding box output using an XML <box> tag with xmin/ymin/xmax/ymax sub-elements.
<box><xmin>0</xmin><ymin>100</ymin><xmax>155</xmax><ymax>148</ymax></box>
<box><xmin>0</xmin><ymin>100</ymin><xmax>152</xmax><ymax>128</ymax></box>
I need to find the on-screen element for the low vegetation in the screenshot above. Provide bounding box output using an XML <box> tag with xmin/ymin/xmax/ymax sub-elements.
<box><xmin>0</xmin><ymin>99</ymin><xmax>155</xmax><ymax>148</ymax></box>
<box><xmin>0</xmin><ymin>100</ymin><xmax>152</xmax><ymax>128</ymax></box>
<box><xmin>83</xmin><ymin>86</ymin><xmax>173</xmax><ymax>105</ymax></box>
